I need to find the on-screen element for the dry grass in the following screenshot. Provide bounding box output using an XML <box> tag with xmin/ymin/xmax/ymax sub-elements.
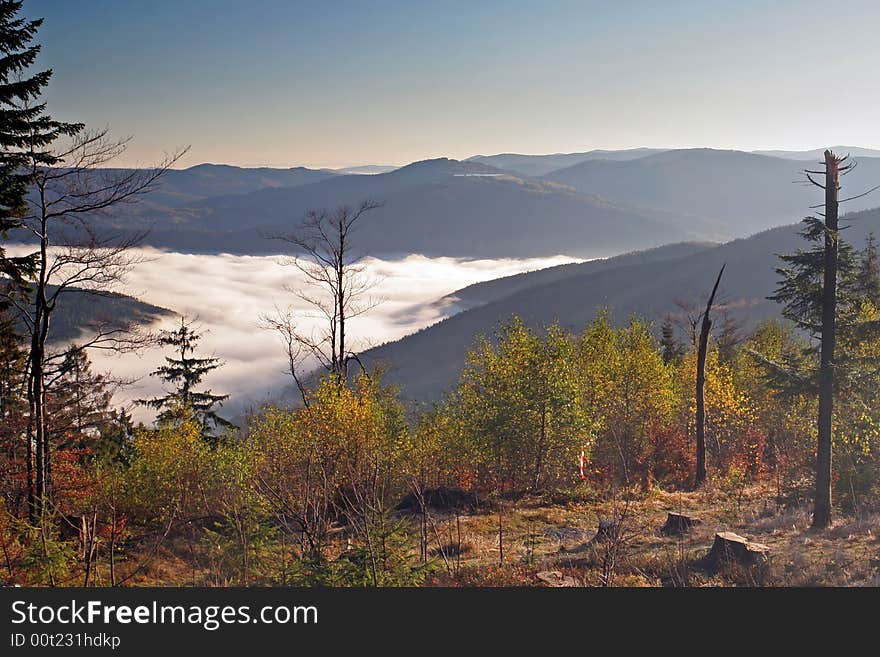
<box><xmin>423</xmin><ymin>484</ymin><xmax>880</xmax><ymax>587</ymax></box>
<box><xmin>103</xmin><ymin>484</ymin><xmax>878</xmax><ymax>587</ymax></box>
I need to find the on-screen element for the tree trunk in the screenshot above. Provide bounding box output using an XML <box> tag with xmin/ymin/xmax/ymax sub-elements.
<box><xmin>814</xmin><ymin>150</ymin><xmax>840</xmax><ymax>529</ymax></box>
<box><xmin>29</xmin><ymin>223</ymin><xmax>50</xmax><ymax>520</ymax></box>
<box><xmin>533</xmin><ymin>399</ymin><xmax>546</xmax><ymax>491</ymax></box>
<box><xmin>695</xmin><ymin>265</ymin><xmax>725</xmax><ymax>488</ymax></box>
<box><xmin>336</xmin><ymin>221</ymin><xmax>346</xmax><ymax>383</ymax></box>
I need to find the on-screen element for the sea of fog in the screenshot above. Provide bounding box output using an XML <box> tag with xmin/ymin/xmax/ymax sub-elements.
<box><xmin>9</xmin><ymin>246</ymin><xmax>583</xmax><ymax>422</ymax></box>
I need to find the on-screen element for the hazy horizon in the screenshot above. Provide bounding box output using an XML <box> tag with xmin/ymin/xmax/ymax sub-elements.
<box><xmin>25</xmin><ymin>0</ymin><xmax>880</xmax><ymax>169</ymax></box>
<box><xmin>155</xmin><ymin>144</ymin><xmax>880</xmax><ymax>172</ymax></box>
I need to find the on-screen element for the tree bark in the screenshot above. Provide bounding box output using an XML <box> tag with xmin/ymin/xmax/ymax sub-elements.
<box><xmin>814</xmin><ymin>150</ymin><xmax>840</xmax><ymax>529</ymax></box>
<box><xmin>695</xmin><ymin>264</ymin><xmax>725</xmax><ymax>488</ymax></box>
<box><xmin>533</xmin><ymin>399</ymin><xmax>546</xmax><ymax>491</ymax></box>
<box><xmin>28</xmin><ymin>209</ymin><xmax>50</xmax><ymax>520</ymax></box>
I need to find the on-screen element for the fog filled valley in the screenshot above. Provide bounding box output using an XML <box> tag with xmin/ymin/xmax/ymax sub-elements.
<box><xmin>6</xmin><ymin>244</ymin><xmax>581</xmax><ymax>421</ymax></box>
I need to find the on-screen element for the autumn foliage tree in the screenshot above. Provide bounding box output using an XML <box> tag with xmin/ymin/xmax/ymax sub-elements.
<box><xmin>578</xmin><ymin>311</ymin><xmax>673</xmax><ymax>488</ymax></box>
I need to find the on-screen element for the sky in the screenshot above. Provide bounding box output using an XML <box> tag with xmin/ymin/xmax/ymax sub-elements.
<box><xmin>24</xmin><ymin>0</ymin><xmax>880</xmax><ymax>169</ymax></box>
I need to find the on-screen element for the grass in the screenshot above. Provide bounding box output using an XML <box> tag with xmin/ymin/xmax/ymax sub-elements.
<box><xmin>74</xmin><ymin>483</ymin><xmax>879</xmax><ymax>587</ymax></box>
<box><xmin>420</xmin><ymin>484</ymin><xmax>880</xmax><ymax>587</ymax></box>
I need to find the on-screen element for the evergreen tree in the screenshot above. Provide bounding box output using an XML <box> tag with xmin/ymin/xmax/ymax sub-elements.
<box><xmin>716</xmin><ymin>310</ymin><xmax>742</xmax><ymax>365</ymax></box>
<box><xmin>659</xmin><ymin>315</ymin><xmax>682</xmax><ymax>364</ymax></box>
<box><xmin>769</xmin><ymin>216</ymin><xmax>861</xmax><ymax>380</ymax></box>
<box><xmin>0</xmin><ymin>1</ymin><xmax>81</xmax><ymax>292</ymax></box>
<box><xmin>856</xmin><ymin>232</ymin><xmax>880</xmax><ymax>305</ymax></box>
<box><xmin>139</xmin><ymin>317</ymin><xmax>233</xmax><ymax>437</ymax></box>
<box><xmin>0</xmin><ymin>1</ymin><xmax>82</xmax><ymax>519</ymax></box>
<box><xmin>0</xmin><ymin>307</ymin><xmax>22</xmax><ymax>412</ymax></box>
<box><xmin>0</xmin><ymin>307</ymin><xmax>25</xmax><ymax>513</ymax></box>
<box><xmin>47</xmin><ymin>347</ymin><xmax>113</xmax><ymax>451</ymax></box>
<box><xmin>768</xmin><ymin>152</ymin><xmax>868</xmax><ymax>527</ymax></box>
<box><xmin>99</xmin><ymin>407</ymin><xmax>137</xmax><ymax>465</ymax></box>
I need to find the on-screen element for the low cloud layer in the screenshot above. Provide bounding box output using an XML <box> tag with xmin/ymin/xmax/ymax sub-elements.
<box><xmin>16</xmin><ymin>247</ymin><xmax>580</xmax><ymax>422</ymax></box>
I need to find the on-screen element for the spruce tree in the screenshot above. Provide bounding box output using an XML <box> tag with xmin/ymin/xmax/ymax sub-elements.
<box><xmin>139</xmin><ymin>317</ymin><xmax>233</xmax><ymax>438</ymax></box>
<box><xmin>0</xmin><ymin>308</ymin><xmax>25</xmax><ymax>514</ymax></box>
<box><xmin>770</xmin><ymin>217</ymin><xmax>861</xmax><ymax>368</ymax></box>
<box><xmin>768</xmin><ymin>152</ymin><xmax>867</xmax><ymax>527</ymax></box>
<box><xmin>659</xmin><ymin>315</ymin><xmax>682</xmax><ymax>364</ymax></box>
<box><xmin>0</xmin><ymin>307</ymin><xmax>22</xmax><ymax>407</ymax></box>
<box><xmin>0</xmin><ymin>1</ymin><xmax>80</xmax><ymax>292</ymax></box>
<box><xmin>716</xmin><ymin>310</ymin><xmax>741</xmax><ymax>365</ymax></box>
<box><xmin>856</xmin><ymin>232</ymin><xmax>880</xmax><ymax>305</ymax></box>
<box><xmin>49</xmin><ymin>347</ymin><xmax>113</xmax><ymax>450</ymax></box>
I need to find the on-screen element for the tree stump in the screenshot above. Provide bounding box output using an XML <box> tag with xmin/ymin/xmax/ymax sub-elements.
<box><xmin>558</xmin><ymin>518</ymin><xmax>618</xmax><ymax>554</ymax></box>
<box><xmin>536</xmin><ymin>570</ymin><xmax>578</xmax><ymax>587</ymax></box>
<box><xmin>660</xmin><ymin>512</ymin><xmax>702</xmax><ymax>536</ymax></box>
<box><xmin>592</xmin><ymin>518</ymin><xmax>618</xmax><ymax>543</ymax></box>
<box><xmin>697</xmin><ymin>532</ymin><xmax>769</xmax><ymax>569</ymax></box>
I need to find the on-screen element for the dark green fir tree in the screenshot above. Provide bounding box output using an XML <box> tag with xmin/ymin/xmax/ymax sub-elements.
<box><xmin>856</xmin><ymin>232</ymin><xmax>880</xmax><ymax>305</ymax></box>
<box><xmin>0</xmin><ymin>1</ymin><xmax>81</xmax><ymax>292</ymax></box>
<box><xmin>139</xmin><ymin>317</ymin><xmax>234</xmax><ymax>438</ymax></box>
<box><xmin>659</xmin><ymin>315</ymin><xmax>682</xmax><ymax>364</ymax></box>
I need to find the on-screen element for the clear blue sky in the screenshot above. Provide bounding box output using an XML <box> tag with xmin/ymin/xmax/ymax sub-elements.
<box><xmin>24</xmin><ymin>0</ymin><xmax>880</xmax><ymax>168</ymax></box>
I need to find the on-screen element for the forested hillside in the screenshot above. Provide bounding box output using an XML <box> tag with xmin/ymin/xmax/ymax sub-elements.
<box><xmin>362</xmin><ymin>207</ymin><xmax>880</xmax><ymax>401</ymax></box>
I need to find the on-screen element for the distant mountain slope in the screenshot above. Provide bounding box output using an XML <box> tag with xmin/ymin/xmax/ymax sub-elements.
<box><xmin>467</xmin><ymin>148</ymin><xmax>667</xmax><ymax>177</ymax></box>
<box><xmin>440</xmin><ymin>241</ymin><xmax>716</xmax><ymax>311</ymax></box>
<box><xmin>543</xmin><ymin>149</ymin><xmax>880</xmax><ymax>237</ymax></box>
<box><xmin>361</xmin><ymin>206</ymin><xmax>880</xmax><ymax>402</ymax></box>
<box><xmin>110</xmin><ymin>159</ymin><xmax>697</xmax><ymax>258</ymax></box>
<box><xmin>15</xmin><ymin>288</ymin><xmax>173</xmax><ymax>345</ymax></box>
<box><xmin>128</xmin><ymin>163</ymin><xmax>339</xmax><ymax>209</ymax></box>
<box><xmin>27</xmin><ymin>163</ymin><xmax>340</xmax><ymax>221</ymax></box>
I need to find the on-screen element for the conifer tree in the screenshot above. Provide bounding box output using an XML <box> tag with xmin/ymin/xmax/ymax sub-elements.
<box><xmin>768</xmin><ymin>151</ymin><xmax>870</xmax><ymax>527</ymax></box>
<box><xmin>856</xmin><ymin>232</ymin><xmax>880</xmax><ymax>304</ymax></box>
<box><xmin>0</xmin><ymin>2</ymin><xmax>83</xmax><ymax>518</ymax></box>
<box><xmin>0</xmin><ymin>1</ymin><xmax>81</xmax><ymax>292</ymax></box>
<box><xmin>716</xmin><ymin>310</ymin><xmax>742</xmax><ymax>366</ymax></box>
<box><xmin>0</xmin><ymin>307</ymin><xmax>22</xmax><ymax>412</ymax></box>
<box><xmin>659</xmin><ymin>316</ymin><xmax>682</xmax><ymax>364</ymax></box>
<box><xmin>48</xmin><ymin>347</ymin><xmax>113</xmax><ymax>450</ymax></box>
<box><xmin>0</xmin><ymin>307</ymin><xmax>25</xmax><ymax>513</ymax></box>
<box><xmin>139</xmin><ymin>317</ymin><xmax>233</xmax><ymax>437</ymax></box>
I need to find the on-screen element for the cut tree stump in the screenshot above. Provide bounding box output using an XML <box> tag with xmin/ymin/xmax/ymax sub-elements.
<box><xmin>660</xmin><ymin>512</ymin><xmax>703</xmax><ymax>536</ymax></box>
<box><xmin>593</xmin><ymin>518</ymin><xmax>619</xmax><ymax>543</ymax></box>
<box><xmin>696</xmin><ymin>532</ymin><xmax>770</xmax><ymax>569</ymax></box>
<box><xmin>559</xmin><ymin>518</ymin><xmax>618</xmax><ymax>554</ymax></box>
<box><xmin>536</xmin><ymin>570</ymin><xmax>578</xmax><ymax>587</ymax></box>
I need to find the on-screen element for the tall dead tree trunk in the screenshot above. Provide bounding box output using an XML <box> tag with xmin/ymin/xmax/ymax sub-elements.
<box><xmin>814</xmin><ymin>150</ymin><xmax>840</xmax><ymax>529</ymax></box>
<box><xmin>695</xmin><ymin>264</ymin><xmax>725</xmax><ymax>488</ymax></box>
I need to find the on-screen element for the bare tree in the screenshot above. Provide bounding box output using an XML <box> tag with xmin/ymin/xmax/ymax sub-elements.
<box><xmin>263</xmin><ymin>200</ymin><xmax>383</xmax><ymax>398</ymax></box>
<box><xmin>694</xmin><ymin>264</ymin><xmax>725</xmax><ymax>488</ymax></box>
<box><xmin>672</xmin><ymin>298</ymin><xmax>702</xmax><ymax>348</ymax></box>
<box><xmin>3</xmin><ymin>128</ymin><xmax>186</xmax><ymax>518</ymax></box>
